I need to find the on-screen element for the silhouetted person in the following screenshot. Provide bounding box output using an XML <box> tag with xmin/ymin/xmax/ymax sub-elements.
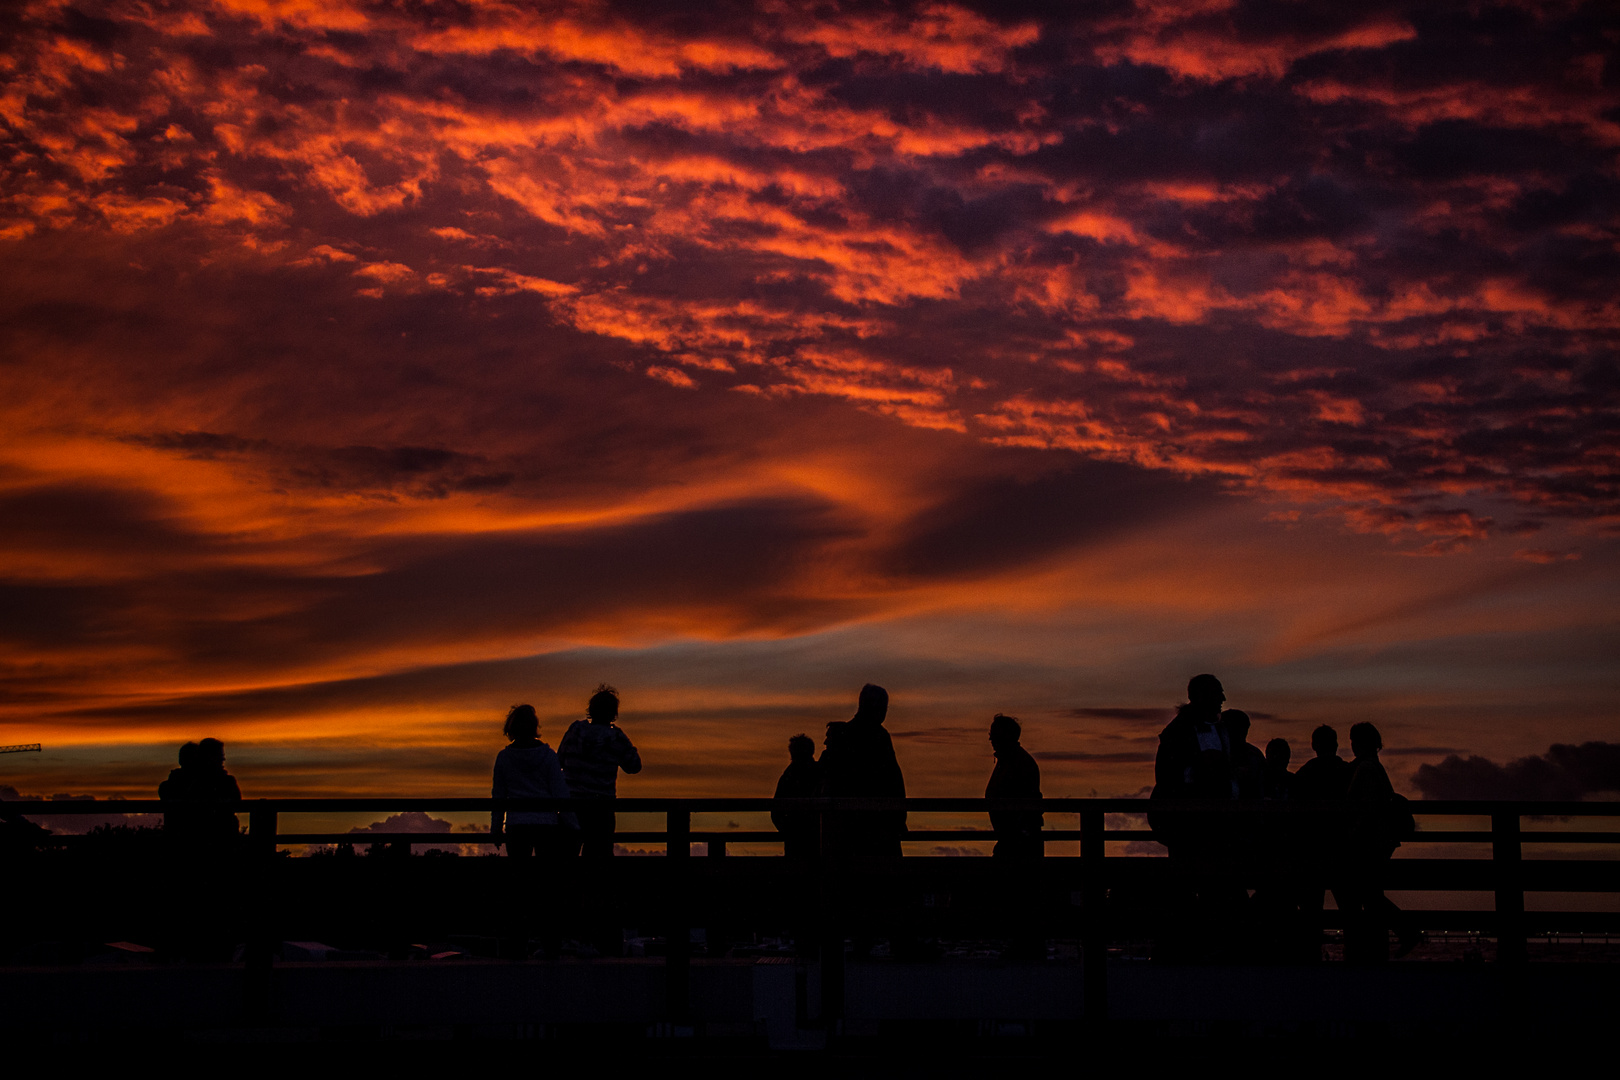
<box><xmin>772</xmin><ymin>733</ymin><xmax>821</xmax><ymax>860</ymax></box>
<box><xmin>1226</xmin><ymin>710</ymin><xmax>1266</xmax><ymax>800</ymax></box>
<box><xmin>818</xmin><ymin>683</ymin><xmax>906</xmax><ymax>857</ymax></box>
<box><xmin>1262</xmin><ymin>738</ymin><xmax>1293</xmax><ymax>801</ymax></box>
<box><xmin>491</xmin><ymin>704</ymin><xmax>577</xmax><ymax>857</ymax></box>
<box><xmin>1251</xmin><ymin>737</ymin><xmax>1298</xmax><ymax>956</ymax></box>
<box><xmin>1292</xmin><ymin>724</ymin><xmax>1353</xmax><ymax>957</ymax></box>
<box><xmin>156</xmin><ymin>738</ymin><xmax>241</xmax><ymax>963</ymax></box>
<box><xmin>1223</xmin><ymin>709</ymin><xmax>1267</xmax><ymax>887</ymax></box>
<box><xmin>985</xmin><ymin>714</ymin><xmax>1043</xmax><ymax>859</ymax></box>
<box><xmin>1149</xmin><ymin>674</ymin><xmax>1231</xmax><ymax>853</ymax></box>
<box><xmin>1342</xmin><ymin>722</ymin><xmax>1421</xmax><ymax>962</ymax></box>
<box><xmin>1149</xmin><ymin>675</ymin><xmax>1241</xmax><ymax>961</ymax></box>
<box><xmin>491</xmin><ymin>704</ymin><xmax>574</xmax><ymax>960</ymax></box>
<box><xmin>1292</xmin><ymin>725</ymin><xmax>1352</xmax><ymax>802</ymax></box>
<box><xmin>159</xmin><ymin>738</ymin><xmax>241</xmax><ymax>847</ymax></box>
<box><xmin>558</xmin><ymin>684</ymin><xmax>641</xmax><ymax>859</ymax></box>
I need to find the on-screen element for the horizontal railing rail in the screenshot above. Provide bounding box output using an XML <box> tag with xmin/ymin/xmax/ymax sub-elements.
<box><xmin>14</xmin><ymin>796</ymin><xmax>1620</xmax><ymax>815</ymax></box>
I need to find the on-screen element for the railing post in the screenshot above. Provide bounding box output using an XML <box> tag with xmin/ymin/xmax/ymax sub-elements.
<box><xmin>819</xmin><ymin>803</ymin><xmax>844</xmax><ymax>1029</ymax></box>
<box><xmin>1081</xmin><ymin>806</ymin><xmax>1108</xmax><ymax>1024</ymax></box>
<box><xmin>244</xmin><ymin>803</ymin><xmax>277</xmax><ymax>1019</ymax></box>
<box><xmin>666</xmin><ymin>807</ymin><xmax>691</xmax><ymax>1022</ymax></box>
<box><xmin>1493</xmin><ymin>810</ymin><xmax>1526</xmax><ymax>965</ymax></box>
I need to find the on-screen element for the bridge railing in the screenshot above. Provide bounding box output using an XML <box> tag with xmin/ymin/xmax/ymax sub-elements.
<box><xmin>17</xmin><ymin>795</ymin><xmax>1620</xmax><ymax>849</ymax></box>
<box><xmin>10</xmin><ymin>796</ymin><xmax>1619</xmax><ymax>1024</ymax></box>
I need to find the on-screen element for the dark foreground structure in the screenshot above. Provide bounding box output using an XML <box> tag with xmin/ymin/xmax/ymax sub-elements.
<box><xmin>5</xmin><ymin>796</ymin><xmax>1619</xmax><ymax>1051</ymax></box>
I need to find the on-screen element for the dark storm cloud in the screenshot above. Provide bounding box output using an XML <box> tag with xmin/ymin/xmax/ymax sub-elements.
<box><xmin>129</xmin><ymin>434</ymin><xmax>513</xmax><ymax>496</ymax></box>
<box><xmin>8</xmin><ymin>495</ymin><xmax>867</xmax><ymax>697</ymax></box>
<box><xmin>882</xmin><ymin>457</ymin><xmax>1216</xmax><ymax>579</ymax></box>
<box><xmin>1412</xmin><ymin>742</ymin><xmax>1620</xmax><ymax>801</ymax></box>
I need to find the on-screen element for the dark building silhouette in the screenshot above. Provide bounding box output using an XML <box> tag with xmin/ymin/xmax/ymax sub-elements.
<box><xmin>558</xmin><ymin>684</ymin><xmax>641</xmax><ymax>859</ymax></box>
<box><xmin>771</xmin><ymin>733</ymin><xmax>821</xmax><ymax>859</ymax></box>
<box><xmin>985</xmin><ymin>714</ymin><xmax>1043</xmax><ymax>858</ymax></box>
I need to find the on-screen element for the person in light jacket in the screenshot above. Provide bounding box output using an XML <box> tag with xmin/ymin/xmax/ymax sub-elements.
<box><xmin>492</xmin><ymin>704</ymin><xmax>577</xmax><ymax>858</ymax></box>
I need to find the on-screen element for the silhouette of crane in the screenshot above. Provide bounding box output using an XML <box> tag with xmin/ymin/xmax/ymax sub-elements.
<box><xmin>0</xmin><ymin>744</ymin><xmax>42</xmax><ymax>754</ymax></box>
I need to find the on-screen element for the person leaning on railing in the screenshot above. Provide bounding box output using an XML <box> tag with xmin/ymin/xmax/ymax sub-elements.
<box><xmin>772</xmin><ymin>733</ymin><xmax>821</xmax><ymax>859</ymax></box>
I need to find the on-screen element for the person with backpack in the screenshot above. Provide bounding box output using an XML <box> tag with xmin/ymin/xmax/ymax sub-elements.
<box><xmin>1341</xmin><ymin>722</ymin><xmax>1422</xmax><ymax>962</ymax></box>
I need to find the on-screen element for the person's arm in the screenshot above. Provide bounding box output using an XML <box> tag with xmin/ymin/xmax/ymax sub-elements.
<box><xmin>556</xmin><ymin>723</ymin><xmax>578</xmax><ymax>770</ymax></box>
<box><xmin>615</xmin><ymin>727</ymin><xmax>642</xmax><ymax>775</ymax></box>
<box><xmin>490</xmin><ymin>756</ymin><xmax>507</xmax><ymax>845</ymax></box>
<box><xmin>1154</xmin><ymin>723</ymin><xmax>1184</xmax><ymax>790</ymax></box>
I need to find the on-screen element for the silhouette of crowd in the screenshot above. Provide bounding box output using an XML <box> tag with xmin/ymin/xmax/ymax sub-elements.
<box><xmin>149</xmin><ymin>673</ymin><xmax>1428</xmax><ymax>964</ymax></box>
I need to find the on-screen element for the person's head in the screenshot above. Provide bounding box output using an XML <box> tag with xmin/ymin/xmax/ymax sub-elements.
<box><xmin>197</xmin><ymin>738</ymin><xmax>225</xmax><ymax>768</ymax></box>
<box><xmin>856</xmin><ymin>683</ymin><xmax>888</xmax><ymax>723</ymax></box>
<box><xmin>177</xmin><ymin>741</ymin><xmax>201</xmax><ymax>769</ymax></box>
<box><xmin>1187</xmin><ymin>673</ymin><xmax>1225</xmax><ymax>709</ymax></box>
<box><xmin>824</xmin><ymin>719</ymin><xmax>848</xmax><ymax>750</ymax></box>
<box><xmin>1349</xmin><ymin>722</ymin><xmax>1382</xmax><ymax>759</ymax></box>
<box><xmin>504</xmin><ymin>703</ymin><xmax>539</xmax><ymax>742</ymax></box>
<box><xmin>586</xmin><ymin>683</ymin><xmax>620</xmax><ymax>724</ymax></box>
<box><xmin>1310</xmin><ymin>724</ymin><xmax>1339</xmax><ymax>758</ymax></box>
<box><xmin>788</xmin><ymin>733</ymin><xmax>815</xmax><ymax>762</ymax></box>
<box><xmin>989</xmin><ymin>713</ymin><xmax>1021</xmax><ymax>751</ymax></box>
<box><xmin>1224</xmin><ymin>709</ymin><xmax>1251</xmax><ymax>741</ymax></box>
<box><xmin>1266</xmin><ymin>738</ymin><xmax>1291</xmax><ymax>770</ymax></box>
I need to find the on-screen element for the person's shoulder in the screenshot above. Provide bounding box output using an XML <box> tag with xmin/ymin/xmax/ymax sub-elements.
<box><xmin>1160</xmin><ymin>709</ymin><xmax>1190</xmax><ymax>739</ymax></box>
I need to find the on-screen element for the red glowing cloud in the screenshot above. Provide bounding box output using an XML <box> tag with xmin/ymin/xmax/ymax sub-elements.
<box><xmin>1</xmin><ymin>1</ymin><xmax>1616</xmax><ymax>795</ymax></box>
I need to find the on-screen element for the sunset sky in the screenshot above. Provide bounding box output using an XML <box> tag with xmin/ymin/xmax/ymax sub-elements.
<box><xmin>2</xmin><ymin>0</ymin><xmax>1616</xmax><ymax>820</ymax></box>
